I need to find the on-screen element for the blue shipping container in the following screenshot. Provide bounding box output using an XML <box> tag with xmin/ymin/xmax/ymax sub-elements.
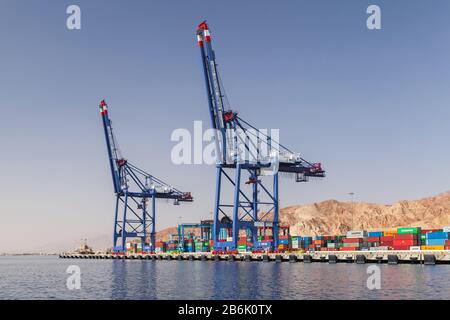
<box><xmin>426</xmin><ymin>239</ymin><xmax>446</xmax><ymax>245</ymax></box>
<box><xmin>426</xmin><ymin>232</ymin><xmax>449</xmax><ymax>240</ymax></box>
<box><xmin>368</xmin><ymin>231</ymin><xmax>383</xmax><ymax>237</ymax></box>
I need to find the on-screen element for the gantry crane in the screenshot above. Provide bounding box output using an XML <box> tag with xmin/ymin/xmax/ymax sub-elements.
<box><xmin>196</xmin><ymin>22</ymin><xmax>325</xmax><ymax>251</ymax></box>
<box><xmin>98</xmin><ymin>100</ymin><xmax>193</xmax><ymax>252</ymax></box>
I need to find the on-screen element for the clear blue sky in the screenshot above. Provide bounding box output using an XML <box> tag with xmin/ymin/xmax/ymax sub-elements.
<box><xmin>1</xmin><ymin>0</ymin><xmax>450</xmax><ymax>252</ymax></box>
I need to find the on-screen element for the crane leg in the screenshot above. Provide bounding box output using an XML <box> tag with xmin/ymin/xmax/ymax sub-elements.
<box><xmin>273</xmin><ymin>173</ymin><xmax>279</xmax><ymax>250</ymax></box>
<box><xmin>151</xmin><ymin>194</ymin><xmax>156</xmax><ymax>252</ymax></box>
<box><xmin>213</xmin><ymin>167</ymin><xmax>222</xmax><ymax>247</ymax></box>
<box><xmin>121</xmin><ymin>193</ymin><xmax>128</xmax><ymax>252</ymax></box>
<box><xmin>113</xmin><ymin>194</ymin><xmax>120</xmax><ymax>251</ymax></box>
<box><xmin>232</xmin><ymin>164</ymin><xmax>242</xmax><ymax>250</ymax></box>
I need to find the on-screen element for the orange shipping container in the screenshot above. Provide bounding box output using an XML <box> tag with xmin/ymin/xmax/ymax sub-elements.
<box><xmin>421</xmin><ymin>245</ymin><xmax>445</xmax><ymax>250</ymax></box>
<box><xmin>383</xmin><ymin>230</ymin><xmax>397</xmax><ymax>237</ymax></box>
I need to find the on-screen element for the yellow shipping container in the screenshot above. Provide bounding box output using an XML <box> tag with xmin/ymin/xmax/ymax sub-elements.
<box><xmin>421</xmin><ymin>245</ymin><xmax>445</xmax><ymax>250</ymax></box>
<box><xmin>383</xmin><ymin>230</ymin><xmax>397</xmax><ymax>237</ymax></box>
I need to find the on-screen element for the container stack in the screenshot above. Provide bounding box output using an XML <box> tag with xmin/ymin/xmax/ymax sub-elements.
<box><xmin>256</xmin><ymin>234</ymin><xmax>273</xmax><ymax>249</ymax></box>
<box><xmin>194</xmin><ymin>239</ymin><xmax>210</xmax><ymax>252</ymax></box>
<box><xmin>390</xmin><ymin>227</ymin><xmax>420</xmax><ymax>250</ymax></box>
<box><xmin>184</xmin><ymin>238</ymin><xmax>194</xmax><ymax>252</ymax></box>
<box><xmin>340</xmin><ymin>231</ymin><xmax>366</xmax><ymax>251</ymax></box>
<box><xmin>313</xmin><ymin>235</ymin><xmax>324</xmax><ymax>251</ymax></box>
<box><xmin>326</xmin><ymin>235</ymin><xmax>344</xmax><ymax>251</ymax></box>
<box><xmin>367</xmin><ymin>231</ymin><xmax>383</xmax><ymax>249</ymax></box>
<box><xmin>237</xmin><ymin>236</ymin><xmax>251</xmax><ymax>253</ymax></box>
<box><xmin>155</xmin><ymin>241</ymin><xmax>165</xmax><ymax>253</ymax></box>
<box><xmin>290</xmin><ymin>236</ymin><xmax>302</xmax><ymax>250</ymax></box>
<box><xmin>422</xmin><ymin>231</ymin><xmax>448</xmax><ymax>250</ymax></box>
<box><xmin>302</xmin><ymin>237</ymin><xmax>312</xmax><ymax>250</ymax></box>
<box><xmin>166</xmin><ymin>240</ymin><xmax>178</xmax><ymax>253</ymax></box>
<box><xmin>278</xmin><ymin>235</ymin><xmax>290</xmax><ymax>251</ymax></box>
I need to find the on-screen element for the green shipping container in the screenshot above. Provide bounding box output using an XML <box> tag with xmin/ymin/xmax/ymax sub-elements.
<box><xmin>237</xmin><ymin>244</ymin><xmax>247</xmax><ymax>249</ymax></box>
<box><xmin>397</xmin><ymin>227</ymin><xmax>421</xmax><ymax>234</ymax></box>
<box><xmin>420</xmin><ymin>234</ymin><xmax>426</xmax><ymax>241</ymax></box>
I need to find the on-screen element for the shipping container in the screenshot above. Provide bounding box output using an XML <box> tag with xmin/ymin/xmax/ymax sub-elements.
<box><xmin>421</xmin><ymin>245</ymin><xmax>445</xmax><ymax>250</ymax></box>
<box><xmin>425</xmin><ymin>232</ymin><xmax>449</xmax><ymax>240</ymax></box>
<box><xmin>383</xmin><ymin>230</ymin><xmax>397</xmax><ymax>237</ymax></box>
<box><xmin>393</xmin><ymin>239</ymin><xmax>417</xmax><ymax>246</ymax></box>
<box><xmin>421</xmin><ymin>228</ymin><xmax>442</xmax><ymax>234</ymax></box>
<box><xmin>346</xmin><ymin>230</ymin><xmax>367</xmax><ymax>238</ymax></box>
<box><xmin>369</xmin><ymin>246</ymin><xmax>389</xmax><ymax>251</ymax></box>
<box><xmin>425</xmin><ymin>239</ymin><xmax>446</xmax><ymax>246</ymax></box>
<box><xmin>340</xmin><ymin>247</ymin><xmax>359</xmax><ymax>251</ymax></box>
<box><xmin>367</xmin><ymin>236</ymin><xmax>380</xmax><ymax>242</ymax></box>
<box><xmin>367</xmin><ymin>231</ymin><xmax>384</xmax><ymax>237</ymax></box>
<box><xmin>443</xmin><ymin>226</ymin><xmax>450</xmax><ymax>233</ymax></box>
<box><xmin>397</xmin><ymin>227</ymin><xmax>421</xmax><ymax>234</ymax></box>
<box><xmin>391</xmin><ymin>245</ymin><xmax>411</xmax><ymax>250</ymax></box>
<box><xmin>342</xmin><ymin>242</ymin><xmax>361</xmax><ymax>248</ymax></box>
<box><xmin>393</xmin><ymin>234</ymin><xmax>418</xmax><ymax>240</ymax></box>
<box><xmin>342</xmin><ymin>238</ymin><xmax>362</xmax><ymax>243</ymax></box>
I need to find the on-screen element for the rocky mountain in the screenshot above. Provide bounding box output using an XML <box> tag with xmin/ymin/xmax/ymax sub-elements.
<box><xmin>281</xmin><ymin>192</ymin><xmax>450</xmax><ymax>236</ymax></box>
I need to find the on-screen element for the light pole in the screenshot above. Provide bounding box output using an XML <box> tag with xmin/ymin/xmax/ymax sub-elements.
<box><xmin>348</xmin><ymin>192</ymin><xmax>355</xmax><ymax>230</ymax></box>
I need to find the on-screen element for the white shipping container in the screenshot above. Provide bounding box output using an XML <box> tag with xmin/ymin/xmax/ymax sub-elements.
<box><xmin>346</xmin><ymin>230</ymin><xmax>367</xmax><ymax>238</ymax></box>
<box><xmin>443</xmin><ymin>226</ymin><xmax>450</xmax><ymax>233</ymax></box>
<box><xmin>410</xmin><ymin>246</ymin><xmax>421</xmax><ymax>251</ymax></box>
<box><xmin>369</xmin><ymin>246</ymin><xmax>389</xmax><ymax>251</ymax></box>
<box><xmin>226</xmin><ymin>237</ymin><xmax>233</xmax><ymax>242</ymax></box>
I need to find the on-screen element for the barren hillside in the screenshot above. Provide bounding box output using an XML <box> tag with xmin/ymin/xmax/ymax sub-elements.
<box><xmin>281</xmin><ymin>192</ymin><xmax>450</xmax><ymax>236</ymax></box>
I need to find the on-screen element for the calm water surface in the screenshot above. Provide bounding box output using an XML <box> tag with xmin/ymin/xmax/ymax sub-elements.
<box><xmin>0</xmin><ymin>256</ymin><xmax>449</xmax><ymax>299</ymax></box>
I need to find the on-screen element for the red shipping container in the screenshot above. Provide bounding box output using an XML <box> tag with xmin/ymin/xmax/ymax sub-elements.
<box><xmin>279</xmin><ymin>235</ymin><xmax>289</xmax><ymax>240</ymax></box>
<box><xmin>445</xmin><ymin>246</ymin><xmax>450</xmax><ymax>250</ymax></box>
<box><xmin>421</xmin><ymin>229</ymin><xmax>442</xmax><ymax>234</ymax></box>
<box><xmin>446</xmin><ymin>240</ymin><xmax>450</xmax><ymax>246</ymax></box>
<box><xmin>393</xmin><ymin>234</ymin><xmax>418</xmax><ymax>240</ymax></box>
<box><xmin>380</xmin><ymin>236</ymin><xmax>394</xmax><ymax>242</ymax></box>
<box><xmin>391</xmin><ymin>245</ymin><xmax>411</xmax><ymax>250</ymax></box>
<box><xmin>320</xmin><ymin>247</ymin><xmax>328</xmax><ymax>251</ymax></box>
<box><xmin>342</xmin><ymin>238</ymin><xmax>362</xmax><ymax>243</ymax></box>
<box><xmin>393</xmin><ymin>239</ymin><xmax>417</xmax><ymax>246</ymax></box>
<box><xmin>340</xmin><ymin>247</ymin><xmax>360</xmax><ymax>251</ymax></box>
<box><xmin>367</xmin><ymin>236</ymin><xmax>380</xmax><ymax>242</ymax></box>
<box><xmin>380</xmin><ymin>241</ymin><xmax>393</xmax><ymax>246</ymax></box>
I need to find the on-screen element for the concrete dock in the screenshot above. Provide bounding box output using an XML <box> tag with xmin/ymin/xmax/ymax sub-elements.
<box><xmin>59</xmin><ymin>250</ymin><xmax>450</xmax><ymax>264</ymax></box>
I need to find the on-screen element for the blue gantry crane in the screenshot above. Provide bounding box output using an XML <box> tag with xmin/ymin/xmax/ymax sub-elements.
<box><xmin>98</xmin><ymin>99</ymin><xmax>193</xmax><ymax>252</ymax></box>
<box><xmin>196</xmin><ymin>22</ymin><xmax>325</xmax><ymax>251</ymax></box>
